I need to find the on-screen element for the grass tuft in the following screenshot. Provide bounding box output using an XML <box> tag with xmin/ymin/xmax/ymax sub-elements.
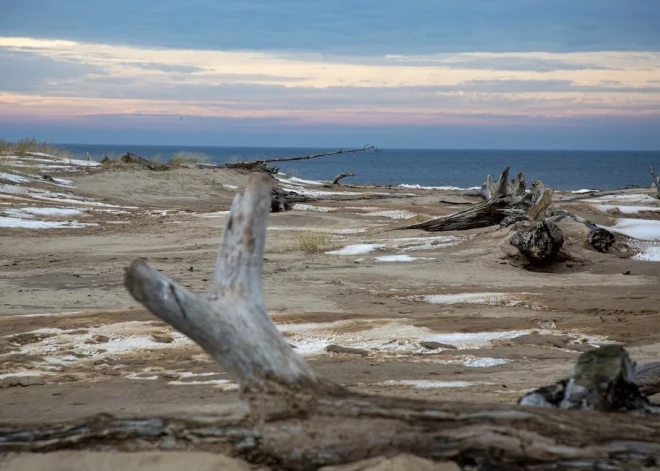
<box><xmin>0</xmin><ymin>137</ymin><xmax>70</xmax><ymax>158</ymax></box>
<box><xmin>294</xmin><ymin>230</ymin><xmax>331</xmax><ymax>255</ymax></box>
<box><xmin>169</xmin><ymin>151</ymin><xmax>209</xmax><ymax>167</ymax></box>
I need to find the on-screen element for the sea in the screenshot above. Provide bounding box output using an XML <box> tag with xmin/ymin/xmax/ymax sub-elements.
<box><xmin>59</xmin><ymin>144</ymin><xmax>660</xmax><ymax>192</ymax></box>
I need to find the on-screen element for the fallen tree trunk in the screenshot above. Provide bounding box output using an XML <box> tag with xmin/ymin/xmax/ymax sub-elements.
<box><xmin>332</xmin><ymin>172</ymin><xmax>356</xmax><ymax>185</ymax></box>
<box><xmin>3</xmin><ymin>175</ymin><xmax>660</xmax><ymax>470</ymax></box>
<box><xmin>406</xmin><ymin>168</ymin><xmax>541</xmax><ymax>232</ymax></box>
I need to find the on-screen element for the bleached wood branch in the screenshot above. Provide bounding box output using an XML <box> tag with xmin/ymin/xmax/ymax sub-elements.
<box><xmin>125</xmin><ymin>174</ymin><xmax>343</xmax><ymax>398</ymax></box>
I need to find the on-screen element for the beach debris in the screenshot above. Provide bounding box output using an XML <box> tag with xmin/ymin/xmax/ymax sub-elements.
<box><xmin>651</xmin><ymin>165</ymin><xmax>660</xmax><ymax>198</ymax></box>
<box><xmin>548</xmin><ymin>209</ymin><xmax>616</xmax><ymax>253</ymax></box>
<box><xmin>419</xmin><ymin>341</ymin><xmax>457</xmax><ymax>350</ymax></box>
<box><xmin>5</xmin><ymin>174</ymin><xmax>660</xmax><ymax>471</ymax></box>
<box><xmin>510</xmin><ymin>221</ymin><xmax>564</xmax><ymax>266</ymax></box>
<box><xmin>325</xmin><ymin>344</ymin><xmax>369</xmax><ymax>356</ymax></box>
<box><xmin>117</xmin><ymin>153</ymin><xmax>170</xmax><ymax>171</ymax></box>
<box><xmin>405</xmin><ymin>167</ymin><xmax>553</xmax><ymax>232</ymax></box>
<box><xmin>519</xmin><ymin>345</ymin><xmax>659</xmax><ymax>413</ymax></box>
<box><xmin>332</xmin><ymin>172</ymin><xmax>356</xmax><ymax>185</ymax></box>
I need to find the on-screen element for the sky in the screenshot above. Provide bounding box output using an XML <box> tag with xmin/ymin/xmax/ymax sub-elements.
<box><xmin>1</xmin><ymin>0</ymin><xmax>659</xmax><ymax>149</ymax></box>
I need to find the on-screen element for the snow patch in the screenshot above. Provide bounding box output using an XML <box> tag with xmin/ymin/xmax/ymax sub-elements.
<box><xmin>0</xmin><ymin>172</ymin><xmax>30</xmax><ymax>183</ymax></box>
<box><xmin>403</xmin><ymin>292</ymin><xmax>512</xmax><ymax>305</ymax></box>
<box><xmin>366</xmin><ymin>209</ymin><xmax>416</xmax><ymax>219</ymax></box>
<box><xmin>291</xmin><ymin>203</ymin><xmax>334</xmax><ymax>212</ymax></box>
<box><xmin>397</xmin><ymin>184</ymin><xmax>480</xmax><ymax>191</ymax></box>
<box><xmin>223</xmin><ymin>184</ymin><xmax>239</xmax><ymax>190</ymax></box>
<box><xmin>593</xmin><ymin>205</ymin><xmax>660</xmax><ymax>214</ymax></box>
<box><xmin>6</xmin><ymin>207</ymin><xmax>83</xmax><ymax>217</ymax></box>
<box><xmin>327</xmin><ymin>243</ymin><xmax>384</xmax><ymax>255</ymax></box>
<box><xmin>375</xmin><ymin>380</ymin><xmax>484</xmax><ymax>389</ymax></box>
<box><xmin>0</xmin><ymin>216</ymin><xmax>95</xmax><ymax>229</ymax></box>
<box><xmin>601</xmin><ymin>218</ymin><xmax>660</xmax><ymax>241</ymax></box>
<box><xmin>571</xmin><ymin>189</ymin><xmax>599</xmax><ymax>194</ymax></box>
<box><xmin>375</xmin><ymin>255</ymin><xmax>432</xmax><ymax>262</ymax></box>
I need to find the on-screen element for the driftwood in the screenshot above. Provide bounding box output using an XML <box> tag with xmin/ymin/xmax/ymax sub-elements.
<box><xmin>510</xmin><ymin>221</ymin><xmax>564</xmax><ymax>265</ymax></box>
<box><xmin>332</xmin><ymin>172</ymin><xmax>356</xmax><ymax>185</ymax></box>
<box><xmin>4</xmin><ymin>175</ymin><xmax>660</xmax><ymax>470</ymax></box>
<box><xmin>204</xmin><ymin>146</ymin><xmax>377</xmax><ymax>174</ymax></box>
<box><xmin>116</xmin><ymin>153</ymin><xmax>170</xmax><ymax>171</ymax></box>
<box><xmin>270</xmin><ymin>187</ymin><xmax>310</xmax><ymax>213</ymax></box>
<box><xmin>406</xmin><ymin>168</ymin><xmax>552</xmax><ymax>232</ymax></box>
<box><xmin>520</xmin><ymin>345</ymin><xmax>658</xmax><ymax>413</ymax></box>
<box><xmin>548</xmin><ymin>210</ymin><xmax>616</xmax><ymax>253</ymax></box>
<box><xmin>652</xmin><ymin>166</ymin><xmax>660</xmax><ymax>198</ymax></box>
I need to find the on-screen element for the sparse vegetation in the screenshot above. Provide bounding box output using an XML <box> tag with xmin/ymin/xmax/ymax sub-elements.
<box><xmin>0</xmin><ymin>137</ymin><xmax>70</xmax><ymax>158</ymax></box>
<box><xmin>294</xmin><ymin>230</ymin><xmax>331</xmax><ymax>255</ymax></box>
<box><xmin>169</xmin><ymin>151</ymin><xmax>209</xmax><ymax>167</ymax></box>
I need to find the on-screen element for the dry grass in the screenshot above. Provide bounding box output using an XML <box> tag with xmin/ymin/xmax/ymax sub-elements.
<box><xmin>293</xmin><ymin>230</ymin><xmax>332</xmax><ymax>255</ymax></box>
<box><xmin>0</xmin><ymin>137</ymin><xmax>70</xmax><ymax>158</ymax></box>
<box><xmin>169</xmin><ymin>151</ymin><xmax>209</xmax><ymax>167</ymax></box>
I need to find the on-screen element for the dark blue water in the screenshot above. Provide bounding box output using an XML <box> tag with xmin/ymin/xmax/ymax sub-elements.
<box><xmin>59</xmin><ymin>144</ymin><xmax>659</xmax><ymax>191</ymax></box>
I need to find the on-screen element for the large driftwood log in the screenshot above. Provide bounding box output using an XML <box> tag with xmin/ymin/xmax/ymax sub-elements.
<box><xmin>406</xmin><ymin>168</ymin><xmax>553</xmax><ymax>232</ymax></box>
<box><xmin>4</xmin><ymin>175</ymin><xmax>660</xmax><ymax>470</ymax></box>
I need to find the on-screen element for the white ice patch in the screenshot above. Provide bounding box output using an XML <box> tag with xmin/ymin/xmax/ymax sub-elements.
<box><xmin>0</xmin><ymin>216</ymin><xmax>95</xmax><ymax>229</ymax></box>
<box><xmin>291</xmin><ymin>203</ymin><xmax>334</xmax><ymax>212</ymax></box>
<box><xmin>403</xmin><ymin>292</ymin><xmax>512</xmax><ymax>305</ymax></box>
<box><xmin>277</xmin><ymin>320</ymin><xmax>584</xmax><ymax>357</ymax></box>
<box><xmin>327</xmin><ymin>243</ymin><xmax>384</xmax><ymax>255</ymax></box>
<box><xmin>601</xmin><ymin>218</ymin><xmax>660</xmax><ymax>241</ymax></box>
<box><xmin>269</xmin><ymin>226</ymin><xmax>368</xmax><ymax>234</ymax></box>
<box><xmin>397</xmin><ymin>184</ymin><xmax>480</xmax><ymax>191</ymax></box>
<box><xmin>223</xmin><ymin>184</ymin><xmax>239</xmax><ymax>190</ymax></box>
<box><xmin>281</xmin><ymin>186</ymin><xmax>361</xmax><ymax>197</ymax></box>
<box><xmin>168</xmin><ymin>379</ymin><xmax>238</xmax><ymax>390</ymax></box>
<box><xmin>584</xmin><ymin>194</ymin><xmax>658</xmax><ymax>204</ymax></box>
<box><xmin>286</xmin><ymin>176</ymin><xmax>324</xmax><ymax>186</ymax></box>
<box><xmin>5</xmin><ymin>207</ymin><xmax>83</xmax><ymax>217</ymax></box>
<box><xmin>593</xmin><ymin>205</ymin><xmax>660</xmax><ymax>214</ymax></box>
<box><xmin>571</xmin><ymin>189</ymin><xmax>599</xmax><ymax>194</ymax></box>
<box><xmin>375</xmin><ymin>380</ymin><xmax>485</xmax><ymax>389</ymax></box>
<box><xmin>0</xmin><ymin>172</ymin><xmax>30</xmax><ymax>183</ymax></box>
<box><xmin>60</xmin><ymin>158</ymin><xmax>101</xmax><ymax>167</ymax></box>
<box><xmin>632</xmin><ymin>245</ymin><xmax>660</xmax><ymax>261</ymax></box>
<box><xmin>197</xmin><ymin>211</ymin><xmax>231</xmax><ymax>218</ymax></box>
<box><xmin>366</xmin><ymin>210</ymin><xmax>416</xmax><ymax>219</ymax></box>
<box><xmin>375</xmin><ymin>255</ymin><xmax>432</xmax><ymax>262</ymax></box>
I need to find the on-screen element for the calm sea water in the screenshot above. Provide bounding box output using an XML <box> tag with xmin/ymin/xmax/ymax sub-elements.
<box><xmin>60</xmin><ymin>144</ymin><xmax>659</xmax><ymax>191</ymax></box>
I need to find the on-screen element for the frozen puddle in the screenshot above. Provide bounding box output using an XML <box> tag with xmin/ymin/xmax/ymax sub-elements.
<box><xmin>327</xmin><ymin>243</ymin><xmax>384</xmax><ymax>255</ymax></box>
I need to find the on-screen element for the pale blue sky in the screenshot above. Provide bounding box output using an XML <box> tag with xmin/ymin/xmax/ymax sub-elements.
<box><xmin>1</xmin><ymin>0</ymin><xmax>659</xmax><ymax>148</ymax></box>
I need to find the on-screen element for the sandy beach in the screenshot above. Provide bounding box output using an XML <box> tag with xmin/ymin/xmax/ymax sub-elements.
<box><xmin>1</xmin><ymin>153</ymin><xmax>660</xmax><ymax>468</ymax></box>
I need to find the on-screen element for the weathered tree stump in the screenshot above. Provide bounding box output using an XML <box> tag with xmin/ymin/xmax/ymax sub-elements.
<box><xmin>520</xmin><ymin>345</ymin><xmax>658</xmax><ymax>413</ymax></box>
<box><xmin>3</xmin><ymin>175</ymin><xmax>660</xmax><ymax>471</ymax></box>
<box><xmin>510</xmin><ymin>220</ymin><xmax>564</xmax><ymax>265</ymax></box>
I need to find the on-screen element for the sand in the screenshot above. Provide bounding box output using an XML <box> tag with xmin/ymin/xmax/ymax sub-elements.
<box><xmin>1</xmin><ymin>155</ymin><xmax>660</xmax><ymax>469</ymax></box>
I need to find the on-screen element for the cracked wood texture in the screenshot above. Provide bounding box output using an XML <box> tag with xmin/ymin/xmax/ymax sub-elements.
<box><xmin>2</xmin><ymin>174</ymin><xmax>660</xmax><ymax>470</ymax></box>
